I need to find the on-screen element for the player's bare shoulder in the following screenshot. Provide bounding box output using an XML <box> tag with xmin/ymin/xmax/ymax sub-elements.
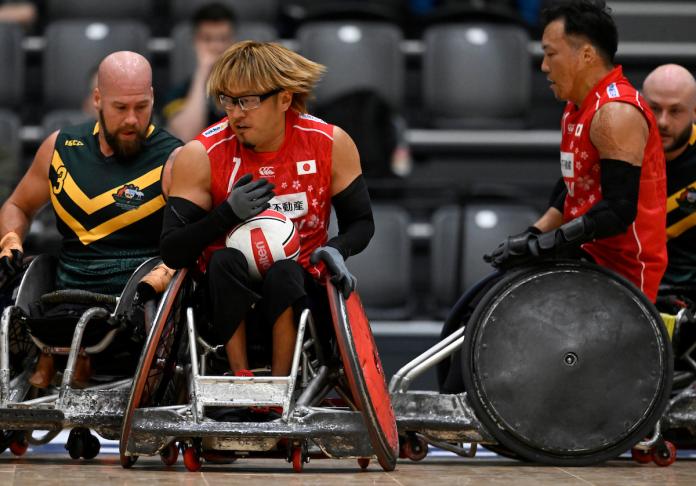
<box><xmin>591</xmin><ymin>102</ymin><xmax>648</xmax><ymax>165</ymax></box>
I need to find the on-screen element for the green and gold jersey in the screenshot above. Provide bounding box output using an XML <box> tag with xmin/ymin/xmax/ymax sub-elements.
<box><xmin>664</xmin><ymin>124</ymin><xmax>696</xmax><ymax>286</ymax></box>
<box><xmin>49</xmin><ymin>121</ymin><xmax>182</xmax><ymax>294</ymax></box>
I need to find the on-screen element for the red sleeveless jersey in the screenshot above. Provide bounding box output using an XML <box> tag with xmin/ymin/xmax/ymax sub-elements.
<box><xmin>195</xmin><ymin>110</ymin><xmax>334</xmax><ymax>279</ymax></box>
<box><xmin>560</xmin><ymin>65</ymin><xmax>667</xmax><ymax>301</ymax></box>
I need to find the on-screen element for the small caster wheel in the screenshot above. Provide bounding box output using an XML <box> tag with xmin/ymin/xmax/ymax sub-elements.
<box><xmin>398</xmin><ymin>436</ymin><xmax>408</xmax><ymax>459</ymax></box>
<box><xmin>160</xmin><ymin>442</ymin><xmax>179</xmax><ymax>466</ymax></box>
<box><xmin>403</xmin><ymin>435</ymin><xmax>428</xmax><ymax>461</ymax></box>
<box><xmin>291</xmin><ymin>447</ymin><xmax>304</xmax><ymax>473</ymax></box>
<box><xmin>82</xmin><ymin>433</ymin><xmax>100</xmax><ymax>460</ymax></box>
<box><xmin>183</xmin><ymin>446</ymin><xmax>202</xmax><ymax>472</ymax></box>
<box><xmin>0</xmin><ymin>430</ymin><xmax>13</xmax><ymax>454</ymax></box>
<box><xmin>66</xmin><ymin>428</ymin><xmax>87</xmax><ymax>459</ymax></box>
<box><xmin>357</xmin><ymin>457</ymin><xmax>370</xmax><ymax>469</ymax></box>
<box><xmin>653</xmin><ymin>441</ymin><xmax>677</xmax><ymax>467</ymax></box>
<box><xmin>631</xmin><ymin>447</ymin><xmax>653</xmax><ymax>464</ymax></box>
<box><xmin>9</xmin><ymin>432</ymin><xmax>28</xmax><ymax>457</ymax></box>
<box><xmin>120</xmin><ymin>453</ymin><xmax>138</xmax><ymax>468</ymax></box>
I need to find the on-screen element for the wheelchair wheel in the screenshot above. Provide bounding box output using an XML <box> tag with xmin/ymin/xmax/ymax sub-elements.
<box><xmin>119</xmin><ymin>270</ymin><xmax>190</xmax><ymax>468</ymax></box>
<box><xmin>326</xmin><ymin>280</ymin><xmax>399</xmax><ymax>471</ymax></box>
<box><xmin>462</xmin><ymin>261</ymin><xmax>672</xmax><ymax>466</ymax></box>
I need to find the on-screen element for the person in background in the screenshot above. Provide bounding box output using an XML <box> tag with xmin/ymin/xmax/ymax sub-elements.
<box><xmin>162</xmin><ymin>2</ymin><xmax>236</xmax><ymax>141</ymax></box>
<box><xmin>484</xmin><ymin>0</ymin><xmax>667</xmax><ymax>303</ymax></box>
<box><xmin>642</xmin><ymin>64</ymin><xmax>696</xmax><ymax>287</ymax></box>
<box><xmin>0</xmin><ymin>1</ymin><xmax>36</xmax><ymax>29</ymax></box>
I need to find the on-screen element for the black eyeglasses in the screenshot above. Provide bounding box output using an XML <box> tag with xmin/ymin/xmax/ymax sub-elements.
<box><xmin>218</xmin><ymin>88</ymin><xmax>282</xmax><ymax>111</ymax></box>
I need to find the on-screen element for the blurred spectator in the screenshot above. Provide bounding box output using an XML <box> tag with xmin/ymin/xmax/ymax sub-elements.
<box><xmin>0</xmin><ymin>1</ymin><xmax>36</xmax><ymax>29</ymax></box>
<box><xmin>162</xmin><ymin>2</ymin><xmax>236</xmax><ymax>141</ymax></box>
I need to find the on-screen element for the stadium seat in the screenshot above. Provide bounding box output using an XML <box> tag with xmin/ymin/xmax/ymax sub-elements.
<box><xmin>297</xmin><ymin>21</ymin><xmax>404</xmax><ymax>108</ymax></box>
<box><xmin>170</xmin><ymin>0</ymin><xmax>279</xmax><ymax>24</ymax></box>
<box><xmin>430</xmin><ymin>202</ymin><xmax>539</xmax><ymax>316</ymax></box>
<box><xmin>44</xmin><ymin>0</ymin><xmax>153</xmax><ymax>20</ymax></box>
<box><xmin>0</xmin><ymin>110</ymin><xmax>21</xmax><ymax>203</ymax></box>
<box><xmin>422</xmin><ymin>23</ymin><xmax>531</xmax><ymax>128</ymax></box>
<box><xmin>285</xmin><ymin>0</ymin><xmax>406</xmax><ymax>24</ymax></box>
<box><xmin>330</xmin><ymin>205</ymin><xmax>413</xmax><ymax>320</ymax></box>
<box><xmin>42</xmin><ymin>110</ymin><xmax>93</xmax><ymax>138</ymax></box>
<box><xmin>43</xmin><ymin>20</ymin><xmax>150</xmax><ymax>111</ymax></box>
<box><xmin>611</xmin><ymin>2</ymin><xmax>696</xmax><ymax>43</ymax></box>
<box><xmin>169</xmin><ymin>21</ymin><xmax>278</xmax><ymax>87</ymax></box>
<box><xmin>0</xmin><ymin>23</ymin><xmax>23</xmax><ymax>109</ymax></box>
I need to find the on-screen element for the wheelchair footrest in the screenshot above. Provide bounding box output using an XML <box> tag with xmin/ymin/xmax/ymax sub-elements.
<box><xmin>195</xmin><ymin>376</ymin><xmax>290</xmax><ymax>408</ymax></box>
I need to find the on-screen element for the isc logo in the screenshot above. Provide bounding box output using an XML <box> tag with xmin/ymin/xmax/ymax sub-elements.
<box><xmin>64</xmin><ymin>139</ymin><xmax>84</xmax><ymax>146</ymax></box>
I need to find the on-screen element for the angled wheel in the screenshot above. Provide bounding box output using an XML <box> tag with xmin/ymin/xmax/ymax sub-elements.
<box><xmin>462</xmin><ymin>262</ymin><xmax>673</xmax><ymax>466</ymax></box>
<box><xmin>82</xmin><ymin>433</ymin><xmax>100</xmax><ymax>460</ymax></box>
<box><xmin>121</xmin><ymin>454</ymin><xmax>138</xmax><ymax>468</ymax></box>
<box><xmin>119</xmin><ymin>270</ymin><xmax>190</xmax><ymax>468</ymax></box>
<box><xmin>402</xmin><ymin>435</ymin><xmax>428</xmax><ymax>461</ymax></box>
<box><xmin>9</xmin><ymin>432</ymin><xmax>27</xmax><ymax>456</ymax></box>
<box><xmin>183</xmin><ymin>446</ymin><xmax>202</xmax><ymax>472</ymax></box>
<box><xmin>326</xmin><ymin>280</ymin><xmax>399</xmax><ymax>471</ymax></box>
<box><xmin>631</xmin><ymin>447</ymin><xmax>653</xmax><ymax>464</ymax></box>
<box><xmin>291</xmin><ymin>447</ymin><xmax>304</xmax><ymax>473</ymax></box>
<box><xmin>653</xmin><ymin>441</ymin><xmax>677</xmax><ymax>467</ymax></box>
<box><xmin>160</xmin><ymin>442</ymin><xmax>179</xmax><ymax>466</ymax></box>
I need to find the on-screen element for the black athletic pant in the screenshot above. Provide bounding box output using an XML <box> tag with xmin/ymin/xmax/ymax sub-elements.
<box><xmin>205</xmin><ymin>248</ymin><xmax>329</xmax><ymax>347</ymax></box>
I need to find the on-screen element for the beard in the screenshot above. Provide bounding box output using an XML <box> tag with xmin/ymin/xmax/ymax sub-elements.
<box><xmin>99</xmin><ymin>110</ymin><xmax>148</xmax><ymax>159</ymax></box>
<box><xmin>663</xmin><ymin>123</ymin><xmax>693</xmax><ymax>153</ymax></box>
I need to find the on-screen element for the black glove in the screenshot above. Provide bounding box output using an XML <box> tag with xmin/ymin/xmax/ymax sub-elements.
<box><xmin>310</xmin><ymin>246</ymin><xmax>357</xmax><ymax>299</ymax></box>
<box><xmin>484</xmin><ymin>226</ymin><xmax>541</xmax><ymax>269</ymax></box>
<box><xmin>226</xmin><ymin>173</ymin><xmax>275</xmax><ymax>220</ymax></box>
<box><xmin>0</xmin><ymin>249</ymin><xmax>23</xmax><ymax>290</ymax></box>
<box><xmin>484</xmin><ymin>217</ymin><xmax>593</xmax><ymax>269</ymax></box>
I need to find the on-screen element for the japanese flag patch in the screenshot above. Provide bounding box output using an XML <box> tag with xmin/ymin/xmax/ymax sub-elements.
<box><xmin>296</xmin><ymin>160</ymin><xmax>316</xmax><ymax>175</ymax></box>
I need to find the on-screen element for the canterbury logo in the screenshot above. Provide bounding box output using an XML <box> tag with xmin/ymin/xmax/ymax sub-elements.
<box><xmin>259</xmin><ymin>166</ymin><xmax>275</xmax><ymax>177</ymax></box>
<box><xmin>64</xmin><ymin>139</ymin><xmax>84</xmax><ymax>146</ymax></box>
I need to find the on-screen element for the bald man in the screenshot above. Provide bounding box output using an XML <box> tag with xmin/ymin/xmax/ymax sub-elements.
<box><xmin>0</xmin><ymin>52</ymin><xmax>182</xmax><ymax>387</ymax></box>
<box><xmin>643</xmin><ymin>64</ymin><xmax>696</xmax><ymax>286</ymax></box>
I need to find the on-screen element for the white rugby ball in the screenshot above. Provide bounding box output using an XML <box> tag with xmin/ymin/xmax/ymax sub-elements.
<box><xmin>225</xmin><ymin>209</ymin><xmax>301</xmax><ymax>281</ymax></box>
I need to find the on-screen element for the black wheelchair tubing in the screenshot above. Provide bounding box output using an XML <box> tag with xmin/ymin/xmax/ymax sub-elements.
<box><xmin>460</xmin><ymin>261</ymin><xmax>673</xmax><ymax>466</ymax></box>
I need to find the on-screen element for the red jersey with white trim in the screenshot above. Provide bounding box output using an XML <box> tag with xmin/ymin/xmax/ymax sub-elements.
<box><xmin>195</xmin><ymin>109</ymin><xmax>334</xmax><ymax>279</ymax></box>
<box><xmin>560</xmin><ymin>65</ymin><xmax>667</xmax><ymax>301</ymax></box>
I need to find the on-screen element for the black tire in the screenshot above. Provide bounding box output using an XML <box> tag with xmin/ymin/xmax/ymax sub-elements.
<box><xmin>462</xmin><ymin>261</ymin><xmax>673</xmax><ymax>466</ymax></box>
<box><xmin>82</xmin><ymin>434</ymin><xmax>100</xmax><ymax>460</ymax></box>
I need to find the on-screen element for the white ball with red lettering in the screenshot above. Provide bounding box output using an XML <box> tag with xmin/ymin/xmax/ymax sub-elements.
<box><xmin>225</xmin><ymin>209</ymin><xmax>301</xmax><ymax>281</ymax></box>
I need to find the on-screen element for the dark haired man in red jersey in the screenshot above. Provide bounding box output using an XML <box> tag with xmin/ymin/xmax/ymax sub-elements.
<box><xmin>486</xmin><ymin>0</ymin><xmax>666</xmax><ymax>302</ymax></box>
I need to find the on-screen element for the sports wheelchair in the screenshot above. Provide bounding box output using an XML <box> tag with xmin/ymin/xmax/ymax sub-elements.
<box><xmin>0</xmin><ymin>254</ymin><xmax>160</xmax><ymax>459</ymax></box>
<box><xmin>654</xmin><ymin>284</ymin><xmax>696</xmax><ymax>456</ymax></box>
<box><xmin>390</xmin><ymin>261</ymin><xmax>674</xmax><ymax>466</ymax></box>
<box><xmin>118</xmin><ymin>269</ymin><xmax>399</xmax><ymax>472</ymax></box>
